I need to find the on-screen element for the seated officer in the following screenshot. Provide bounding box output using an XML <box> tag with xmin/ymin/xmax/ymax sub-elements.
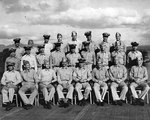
<box><xmin>39</xmin><ymin>61</ymin><xmax>56</xmax><ymax>109</ymax></box>
<box><xmin>19</xmin><ymin>61</ymin><xmax>39</xmax><ymax>110</ymax></box>
<box><xmin>92</xmin><ymin>62</ymin><xmax>109</xmax><ymax>106</ymax></box>
<box><xmin>109</xmin><ymin>57</ymin><xmax>128</xmax><ymax>106</ymax></box>
<box><xmin>130</xmin><ymin>58</ymin><xmax>149</xmax><ymax>106</ymax></box>
<box><xmin>73</xmin><ymin>59</ymin><xmax>92</xmax><ymax>106</ymax></box>
<box><xmin>1</xmin><ymin>62</ymin><xmax>22</xmax><ymax>111</ymax></box>
<box><xmin>56</xmin><ymin>59</ymin><xmax>74</xmax><ymax>108</ymax></box>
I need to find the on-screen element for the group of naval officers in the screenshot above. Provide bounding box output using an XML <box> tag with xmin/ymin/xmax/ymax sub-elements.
<box><xmin>1</xmin><ymin>31</ymin><xmax>150</xmax><ymax>111</ymax></box>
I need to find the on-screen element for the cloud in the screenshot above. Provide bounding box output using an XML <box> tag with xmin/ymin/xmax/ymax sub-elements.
<box><xmin>28</xmin><ymin>7</ymin><xmax>143</xmax><ymax>29</ymax></box>
<box><xmin>0</xmin><ymin>25</ymin><xmax>21</xmax><ymax>39</ymax></box>
<box><xmin>0</xmin><ymin>0</ymin><xmax>36</xmax><ymax>13</ymax></box>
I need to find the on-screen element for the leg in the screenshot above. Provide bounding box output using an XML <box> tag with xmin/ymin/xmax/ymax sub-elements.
<box><xmin>139</xmin><ymin>83</ymin><xmax>150</xmax><ymax>100</ymax></box>
<box><xmin>47</xmin><ymin>85</ymin><xmax>55</xmax><ymax>101</ymax></box>
<box><xmin>93</xmin><ymin>83</ymin><xmax>101</xmax><ymax>101</ymax></box>
<box><xmin>75</xmin><ymin>83</ymin><xmax>83</xmax><ymax>101</ymax></box>
<box><xmin>101</xmin><ymin>82</ymin><xmax>108</xmax><ymax>101</ymax></box>
<box><xmin>130</xmin><ymin>82</ymin><xmax>138</xmax><ymax>99</ymax></box>
<box><xmin>29</xmin><ymin>85</ymin><xmax>38</xmax><ymax>105</ymax></box>
<box><xmin>57</xmin><ymin>84</ymin><xmax>65</xmax><ymax>100</ymax></box>
<box><xmin>110</xmin><ymin>82</ymin><xmax>120</xmax><ymax>101</ymax></box>
<box><xmin>66</xmin><ymin>84</ymin><xmax>74</xmax><ymax>100</ymax></box>
<box><xmin>2</xmin><ymin>87</ymin><xmax>9</xmax><ymax>103</ymax></box>
<box><xmin>83</xmin><ymin>82</ymin><xmax>92</xmax><ymax>100</ymax></box>
<box><xmin>8</xmin><ymin>88</ymin><xmax>15</xmax><ymax>102</ymax></box>
<box><xmin>119</xmin><ymin>82</ymin><xmax>128</xmax><ymax>100</ymax></box>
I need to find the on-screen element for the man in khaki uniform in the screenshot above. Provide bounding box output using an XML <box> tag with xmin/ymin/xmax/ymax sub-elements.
<box><xmin>96</xmin><ymin>44</ymin><xmax>111</xmax><ymax>69</ymax></box>
<box><xmin>50</xmin><ymin>43</ymin><xmax>65</xmax><ymax>71</ymax></box>
<box><xmin>39</xmin><ymin>61</ymin><xmax>56</xmax><ymax>109</ymax></box>
<box><xmin>1</xmin><ymin>62</ymin><xmax>22</xmax><ymax>111</ymax></box>
<box><xmin>19</xmin><ymin>61</ymin><xmax>39</xmax><ymax>110</ymax></box>
<box><xmin>28</xmin><ymin>40</ymin><xmax>38</xmax><ymax>56</ymax></box>
<box><xmin>99</xmin><ymin>33</ymin><xmax>111</xmax><ymax>52</ymax></box>
<box><xmin>130</xmin><ymin>58</ymin><xmax>149</xmax><ymax>106</ymax></box>
<box><xmin>81</xmin><ymin>31</ymin><xmax>98</xmax><ymax>52</ymax></box>
<box><xmin>66</xmin><ymin>44</ymin><xmax>81</xmax><ymax>70</ymax></box>
<box><xmin>73</xmin><ymin>59</ymin><xmax>92</xmax><ymax>106</ymax></box>
<box><xmin>112</xmin><ymin>32</ymin><xmax>126</xmax><ymax>52</ymax></box>
<box><xmin>109</xmin><ymin>57</ymin><xmax>128</xmax><ymax>106</ymax></box>
<box><xmin>92</xmin><ymin>62</ymin><xmax>109</xmax><ymax>106</ymax></box>
<box><xmin>13</xmin><ymin>38</ymin><xmax>25</xmax><ymax>60</ymax></box>
<box><xmin>81</xmin><ymin>42</ymin><xmax>96</xmax><ymax>72</ymax></box>
<box><xmin>56</xmin><ymin>59</ymin><xmax>74</xmax><ymax>108</ymax></box>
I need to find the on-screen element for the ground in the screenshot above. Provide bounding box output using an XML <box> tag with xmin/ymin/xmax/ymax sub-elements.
<box><xmin>0</xmin><ymin>99</ymin><xmax>150</xmax><ymax>120</ymax></box>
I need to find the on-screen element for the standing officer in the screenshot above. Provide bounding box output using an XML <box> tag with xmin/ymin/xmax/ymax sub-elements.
<box><xmin>20</xmin><ymin>46</ymin><xmax>37</xmax><ymax>72</ymax></box>
<box><xmin>111</xmin><ymin>45</ymin><xmax>126</xmax><ymax>65</ymax></box>
<box><xmin>39</xmin><ymin>61</ymin><xmax>56</xmax><ymax>109</ymax></box>
<box><xmin>43</xmin><ymin>34</ymin><xmax>53</xmax><ymax>59</ymax></box>
<box><xmin>13</xmin><ymin>38</ymin><xmax>25</xmax><ymax>60</ymax></box>
<box><xmin>73</xmin><ymin>59</ymin><xmax>92</xmax><ymax>106</ymax></box>
<box><xmin>56</xmin><ymin>59</ymin><xmax>74</xmax><ymax>108</ymax></box>
<box><xmin>92</xmin><ymin>62</ymin><xmax>109</xmax><ymax>106</ymax></box>
<box><xmin>19</xmin><ymin>61</ymin><xmax>39</xmax><ymax>110</ymax></box>
<box><xmin>130</xmin><ymin>58</ymin><xmax>149</xmax><ymax>106</ymax></box>
<box><xmin>36</xmin><ymin>45</ymin><xmax>47</xmax><ymax>75</ymax></box>
<box><xmin>112</xmin><ymin>32</ymin><xmax>126</xmax><ymax>52</ymax></box>
<box><xmin>5</xmin><ymin>48</ymin><xmax>20</xmax><ymax>71</ymax></box>
<box><xmin>127</xmin><ymin>42</ymin><xmax>142</xmax><ymax>69</ymax></box>
<box><xmin>80</xmin><ymin>42</ymin><xmax>96</xmax><ymax>72</ymax></box>
<box><xmin>28</xmin><ymin>40</ymin><xmax>38</xmax><ymax>56</ymax></box>
<box><xmin>66</xmin><ymin>31</ymin><xmax>82</xmax><ymax>53</ymax></box>
<box><xmin>50</xmin><ymin>43</ymin><xmax>65</xmax><ymax>71</ymax></box>
<box><xmin>81</xmin><ymin>31</ymin><xmax>98</xmax><ymax>52</ymax></box>
<box><xmin>99</xmin><ymin>33</ymin><xmax>111</xmax><ymax>52</ymax></box>
<box><xmin>96</xmin><ymin>44</ymin><xmax>111</xmax><ymax>69</ymax></box>
<box><xmin>66</xmin><ymin>44</ymin><xmax>81</xmax><ymax>70</ymax></box>
<box><xmin>1</xmin><ymin>62</ymin><xmax>22</xmax><ymax>111</ymax></box>
<box><xmin>109</xmin><ymin>57</ymin><xmax>128</xmax><ymax>106</ymax></box>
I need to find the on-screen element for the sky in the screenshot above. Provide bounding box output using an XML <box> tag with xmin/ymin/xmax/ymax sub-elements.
<box><xmin>0</xmin><ymin>0</ymin><xmax>150</xmax><ymax>46</ymax></box>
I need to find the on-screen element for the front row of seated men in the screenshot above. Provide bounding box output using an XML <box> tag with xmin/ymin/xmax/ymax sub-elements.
<box><xmin>1</xmin><ymin>57</ymin><xmax>149</xmax><ymax>111</ymax></box>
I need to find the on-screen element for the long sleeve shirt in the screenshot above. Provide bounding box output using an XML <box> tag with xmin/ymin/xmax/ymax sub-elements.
<box><xmin>21</xmin><ymin>69</ymin><xmax>39</xmax><ymax>83</ymax></box>
<box><xmin>57</xmin><ymin>67</ymin><xmax>73</xmax><ymax>84</ymax></box>
<box><xmin>92</xmin><ymin>67</ymin><xmax>109</xmax><ymax>83</ymax></box>
<box><xmin>109</xmin><ymin>65</ymin><xmax>127</xmax><ymax>83</ymax></box>
<box><xmin>20</xmin><ymin>54</ymin><xmax>37</xmax><ymax>72</ymax></box>
<box><xmin>1</xmin><ymin>70</ymin><xmax>22</xmax><ymax>86</ymax></box>
<box><xmin>36</xmin><ymin>54</ymin><xmax>47</xmax><ymax>67</ymax></box>
<box><xmin>97</xmin><ymin>51</ymin><xmax>110</xmax><ymax>66</ymax></box>
<box><xmin>130</xmin><ymin>66</ymin><xmax>148</xmax><ymax>83</ymax></box>
<box><xmin>99</xmin><ymin>41</ymin><xmax>111</xmax><ymax>52</ymax></box>
<box><xmin>39</xmin><ymin>69</ymin><xmax>56</xmax><ymax>85</ymax></box>
<box><xmin>73</xmin><ymin>67</ymin><xmax>92</xmax><ymax>83</ymax></box>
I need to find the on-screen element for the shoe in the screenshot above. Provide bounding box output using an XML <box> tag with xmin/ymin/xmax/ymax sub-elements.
<box><xmin>138</xmin><ymin>98</ymin><xmax>145</xmax><ymax>106</ymax></box>
<box><xmin>5</xmin><ymin>106</ymin><xmax>13</xmax><ymax>111</ymax></box>
<box><xmin>59</xmin><ymin>100</ymin><xmax>65</xmax><ymax>107</ymax></box>
<box><xmin>47</xmin><ymin>102</ymin><xmax>52</xmax><ymax>109</ymax></box>
<box><xmin>2</xmin><ymin>102</ymin><xmax>9</xmax><ymax>107</ymax></box>
<box><xmin>112</xmin><ymin>101</ymin><xmax>117</xmax><ymax>105</ymax></box>
<box><xmin>64</xmin><ymin>102</ymin><xmax>69</xmax><ymax>108</ymax></box>
<box><xmin>23</xmin><ymin>104</ymin><xmax>32</xmax><ymax>110</ymax></box>
<box><xmin>100</xmin><ymin>102</ymin><xmax>104</xmax><ymax>106</ymax></box>
<box><xmin>78</xmin><ymin>100</ymin><xmax>83</xmax><ymax>106</ymax></box>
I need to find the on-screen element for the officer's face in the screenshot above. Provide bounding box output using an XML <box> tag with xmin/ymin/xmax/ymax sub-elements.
<box><xmin>62</xmin><ymin>62</ymin><xmax>67</xmax><ymax>67</ymax></box>
<box><xmin>8</xmin><ymin>65</ymin><xmax>14</xmax><ymax>71</ymax></box>
<box><xmin>98</xmin><ymin>63</ymin><xmax>103</xmax><ymax>68</ymax></box>
<box><xmin>57</xmin><ymin>35</ymin><xmax>62</xmax><ymax>42</ymax></box>
<box><xmin>26</xmin><ymin>50</ymin><xmax>31</xmax><ymax>55</ymax></box>
<box><xmin>85</xmin><ymin>45</ymin><xmax>89</xmax><ymax>50</ymax></box>
<box><xmin>115</xmin><ymin>59</ymin><xmax>119</xmax><ymax>65</ymax></box>
<box><xmin>10</xmin><ymin>52</ymin><xmax>16</xmax><ymax>57</ymax></box>
<box><xmin>25</xmin><ymin>63</ymin><xmax>30</xmax><ymax>70</ymax></box>
<box><xmin>72</xmin><ymin>33</ymin><xmax>77</xmax><ymax>40</ymax></box>
<box><xmin>44</xmin><ymin>39</ymin><xmax>49</xmax><ymax>44</ymax></box>
<box><xmin>116</xmin><ymin>34</ymin><xmax>121</xmax><ymax>41</ymax></box>
<box><xmin>138</xmin><ymin>59</ymin><xmax>143</xmax><ymax>66</ymax></box>
<box><xmin>40</xmin><ymin>48</ymin><xmax>44</xmax><ymax>53</ymax></box>
<box><xmin>103</xmin><ymin>36</ymin><xmax>108</xmax><ymax>41</ymax></box>
<box><xmin>86</xmin><ymin>35</ymin><xmax>92</xmax><ymax>41</ymax></box>
<box><xmin>56</xmin><ymin>46</ymin><xmax>60</xmax><ymax>51</ymax></box>
<box><xmin>132</xmin><ymin>46</ymin><xmax>138</xmax><ymax>51</ymax></box>
<box><xmin>79</xmin><ymin>62</ymin><xmax>85</xmax><ymax>68</ymax></box>
<box><xmin>28</xmin><ymin>40</ymin><xmax>33</xmax><ymax>47</ymax></box>
<box><xmin>15</xmin><ymin>42</ymin><xmax>20</xmax><ymax>47</ymax></box>
<box><xmin>101</xmin><ymin>46</ymin><xmax>106</xmax><ymax>52</ymax></box>
<box><xmin>71</xmin><ymin>48</ymin><xmax>75</xmax><ymax>53</ymax></box>
<box><xmin>45</xmin><ymin>62</ymin><xmax>50</xmax><ymax>69</ymax></box>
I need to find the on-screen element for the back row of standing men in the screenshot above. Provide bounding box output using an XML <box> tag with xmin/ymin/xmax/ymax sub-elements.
<box><xmin>1</xmin><ymin>31</ymin><xmax>149</xmax><ymax>111</ymax></box>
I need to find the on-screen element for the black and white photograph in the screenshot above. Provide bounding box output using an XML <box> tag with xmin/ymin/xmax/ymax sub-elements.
<box><xmin>0</xmin><ymin>0</ymin><xmax>150</xmax><ymax>120</ymax></box>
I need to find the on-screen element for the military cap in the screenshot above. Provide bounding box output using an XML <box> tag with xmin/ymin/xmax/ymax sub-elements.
<box><xmin>115</xmin><ymin>32</ymin><xmax>121</xmax><ymax>37</ymax></box>
<box><xmin>71</xmin><ymin>31</ymin><xmax>77</xmax><ymax>36</ymax></box>
<box><xmin>7</xmin><ymin>62</ymin><xmax>15</xmax><ymax>67</ymax></box>
<box><xmin>69</xmin><ymin>44</ymin><xmax>76</xmax><ymax>49</ymax></box>
<box><xmin>57</xmin><ymin>33</ymin><xmax>62</xmax><ymax>37</ymax></box>
<box><xmin>84</xmin><ymin>31</ymin><xmax>92</xmax><ymax>36</ymax></box>
<box><xmin>9</xmin><ymin>48</ymin><xmax>16</xmax><ymax>53</ymax></box>
<box><xmin>83</xmin><ymin>41</ymin><xmax>90</xmax><ymax>46</ymax></box>
<box><xmin>13</xmin><ymin>38</ymin><xmax>21</xmax><ymax>43</ymax></box>
<box><xmin>131</xmin><ymin>42</ymin><xmax>139</xmax><ymax>46</ymax></box>
<box><xmin>78</xmin><ymin>58</ymin><xmax>86</xmax><ymax>63</ymax></box>
<box><xmin>43</xmin><ymin>34</ymin><xmax>50</xmax><ymax>39</ymax></box>
<box><xmin>24</xmin><ymin>46</ymin><xmax>31</xmax><ymax>51</ymax></box>
<box><xmin>54</xmin><ymin>42</ymin><xmax>61</xmax><ymax>47</ymax></box>
<box><xmin>102</xmin><ymin>33</ymin><xmax>110</xmax><ymax>37</ymax></box>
